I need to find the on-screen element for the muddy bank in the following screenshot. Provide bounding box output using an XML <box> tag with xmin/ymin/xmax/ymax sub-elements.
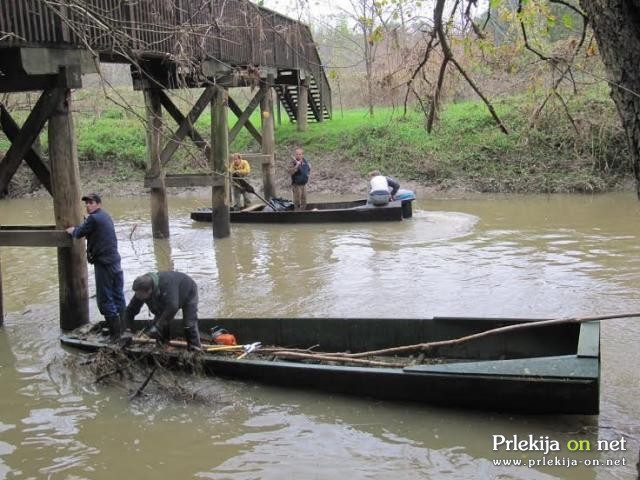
<box><xmin>7</xmin><ymin>152</ymin><xmax>431</xmax><ymax>201</ymax></box>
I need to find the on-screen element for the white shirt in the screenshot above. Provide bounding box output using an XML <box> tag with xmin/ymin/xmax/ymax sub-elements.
<box><xmin>370</xmin><ymin>175</ymin><xmax>389</xmax><ymax>193</ymax></box>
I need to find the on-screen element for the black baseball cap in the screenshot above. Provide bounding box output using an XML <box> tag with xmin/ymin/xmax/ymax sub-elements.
<box><xmin>81</xmin><ymin>193</ymin><xmax>101</xmax><ymax>203</ymax></box>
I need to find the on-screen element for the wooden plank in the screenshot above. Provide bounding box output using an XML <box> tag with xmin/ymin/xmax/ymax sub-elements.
<box><xmin>577</xmin><ymin>321</ymin><xmax>600</xmax><ymax>358</ymax></box>
<box><xmin>0</xmin><ymin>229</ymin><xmax>73</xmax><ymax>247</ymax></box>
<box><xmin>0</xmin><ymin>87</ymin><xmax>64</xmax><ymax>195</ymax></box>
<box><xmin>159</xmin><ymin>86</ymin><xmax>216</xmax><ymax>167</ymax></box>
<box><xmin>156</xmin><ymin>89</ymin><xmax>210</xmax><ymax>159</ymax></box>
<box><xmin>228</xmin><ymin>88</ymin><xmax>265</xmax><ymax>144</ymax></box>
<box><xmin>227</xmin><ymin>96</ymin><xmax>262</xmax><ymax>145</ymax></box>
<box><xmin>0</xmin><ymin>104</ymin><xmax>52</xmax><ymax>194</ymax></box>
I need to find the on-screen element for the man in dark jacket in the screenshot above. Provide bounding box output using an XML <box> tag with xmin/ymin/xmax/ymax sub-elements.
<box><xmin>66</xmin><ymin>193</ymin><xmax>125</xmax><ymax>341</ymax></box>
<box><xmin>287</xmin><ymin>147</ymin><xmax>311</xmax><ymax>210</ymax></box>
<box><xmin>124</xmin><ymin>271</ymin><xmax>202</xmax><ymax>351</ymax></box>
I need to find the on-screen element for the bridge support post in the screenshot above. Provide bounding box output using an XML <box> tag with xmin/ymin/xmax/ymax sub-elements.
<box><xmin>211</xmin><ymin>86</ymin><xmax>230</xmax><ymax>239</ymax></box>
<box><xmin>297</xmin><ymin>78</ymin><xmax>308</xmax><ymax>132</ymax></box>
<box><xmin>49</xmin><ymin>86</ymin><xmax>89</xmax><ymax>331</ymax></box>
<box><xmin>144</xmin><ymin>89</ymin><xmax>170</xmax><ymax>239</ymax></box>
<box><xmin>261</xmin><ymin>76</ymin><xmax>276</xmax><ymax>199</ymax></box>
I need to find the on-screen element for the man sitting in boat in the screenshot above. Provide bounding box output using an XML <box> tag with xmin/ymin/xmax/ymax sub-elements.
<box><xmin>229</xmin><ymin>153</ymin><xmax>252</xmax><ymax>210</ymax></box>
<box><xmin>124</xmin><ymin>271</ymin><xmax>202</xmax><ymax>351</ymax></box>
<box><xmin>368</xmin><ymin>170</ymin><xmax>400</xmax><ymax>206</ymax></box>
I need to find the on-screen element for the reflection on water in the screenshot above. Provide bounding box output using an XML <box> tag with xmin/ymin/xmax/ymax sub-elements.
<box><xmin>1</xmin><ymin>192</ymin><xmax>639</xmax><ymax>479</ymax></box>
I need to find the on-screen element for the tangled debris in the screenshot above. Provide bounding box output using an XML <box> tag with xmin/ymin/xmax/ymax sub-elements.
<box><xmin>66</xmin><ymin>346</ymin><xmax>225</xmax><ymax>404</ymax></box>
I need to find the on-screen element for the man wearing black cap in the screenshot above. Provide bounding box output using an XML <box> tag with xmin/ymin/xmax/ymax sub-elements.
<box><xmin>124</xmin><ymin>271</ymin><xmax>202</xmax><ymax>351</ymax></box>
<box><xmin>66</xmin><ymin>193</ymin><xmax>126</xmax><ymax>341</ymax></box>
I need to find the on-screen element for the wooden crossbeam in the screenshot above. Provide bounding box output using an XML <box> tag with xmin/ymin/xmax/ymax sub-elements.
<box><xmin>0</xmin><ymin>226</ymin><xmax>73</xmax><ymax>247</ymax></box>
<box><xmin>0</xmin><ymin>87</ymin><xmax>64</xmax><ymax>195</ymax></box>
<box><xmin>159</xmin><ymin>86</ymin><xmax>216</xmax><ymax>167</ymax></box>
<box><xmin>156</xmin><ymin>90</ymin><xmax>211</xmax><ymax>160</ymax></box>
<box><xmin>228</xmin><ymin>88</ymin><xmax>265</xmax><ymax>144</ymax></box>
<box><xmin>0</xmin><ymin>104</ymin><xmax>52</xmax><ymax>195</ymax></box>
<box><xmin>227</xmin><ymin>97</ymin><xmax>262</xmax><ymax>145</ymax></box>
<box><xmin>147</xmin><ymin>154</ymin><xmax>273</xmax><ymax>188</ymax></box>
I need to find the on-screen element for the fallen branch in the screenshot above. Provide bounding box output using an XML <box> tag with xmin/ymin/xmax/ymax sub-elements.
<box><xmin>335</xmin><ymin>312</ymin><xmax>640</xmax><ymax>359</ymax></box>
<box><xmin>272</xmin><ymin>351</ymin><xmax>406</xmax><ymax>368</ymax></box>
<box><xmin>129</xmin><ymin>365</ymin><xmax>157</xmax><ymax>400</ymax></box>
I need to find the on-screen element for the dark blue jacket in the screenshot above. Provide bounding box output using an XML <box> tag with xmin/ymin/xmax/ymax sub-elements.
<box><xmin>291</xmin><ymin>158</ymin><xmax>311</xmax><ymax>185</ymax></box>
<box><xmin>71</xmin><ymin>208</ymin><xmax>121</xmax><ymax>266</ymax></box>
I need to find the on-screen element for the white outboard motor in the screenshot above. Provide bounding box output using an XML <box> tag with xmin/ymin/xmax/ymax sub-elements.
<box><xmin>395</xmin><ymin>189</ymin><xmax>416</xmax><ymax>218</ymax></box>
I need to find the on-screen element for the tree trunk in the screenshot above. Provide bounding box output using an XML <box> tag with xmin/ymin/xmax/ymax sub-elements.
<box><xmin>580</xmin><ymin>0</ymin><xmax>640</xmax><ymax>197</ymax></box>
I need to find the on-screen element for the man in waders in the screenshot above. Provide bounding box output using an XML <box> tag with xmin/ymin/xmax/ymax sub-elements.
<box><xmin>124</xmin><ymin>271</ymin><xmax>202</xmax><ymax>351</ymax></box>
<box><xmin>66</xmin><ymin>193</ymin><xmax>126</xmax><ymax>342</ymax></box>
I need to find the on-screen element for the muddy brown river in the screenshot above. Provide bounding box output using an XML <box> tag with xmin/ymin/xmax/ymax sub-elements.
<box><xmin>0</xmin><ymin>192</ymin><xmax>638</xmax><ymax>479</ymax></box>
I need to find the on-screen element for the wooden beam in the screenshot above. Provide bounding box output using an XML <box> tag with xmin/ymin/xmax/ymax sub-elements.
<box><xmin>0</xmin><ymin>229</ymin><xmax>73</xmax><ymax>247</ymax></box>
<box><xmin>147</xmin><ymin>174</ymin><xmax>212</xmax><ymax>188</ymax></box>
<box><xmin>146</xmin><ymin>154</ymin><xmax>273</xmax><ymax>188</ymax></box>
<box><xmin>159</xmin><ymin>86</ymin><xmax>216</xmax><ymax>167</ymax></box>
<box><xmin>227</xmin><ymin>96</ymin><xmax>262</xmax><ymax>145</ymax></box>
<box><xmin>144</xmin><ymin>89</ymin><xmax>170</xmax><ymax>239</ymax></box>
<box><xmin>0</xmin><ymin>74</ymin><xmax>59</xmax><ymax>94</ymax></box>
<box><xmin>0</xmin><ymin>87</ymin><xmax>64</xmax><ymax>196</ymax></box>
<box><xmin>211</xmin><ymin>86</ymin><xmax>230</xmax><ymax>239</ymax></box>
<box><xmin>260</xmin><ymin>78</ymin><xmax>276</xmax><ymax>199</ymax></box>
<box><xmin>156</xmin><ymin>90</ymin><xmax>211</xmax><ymax>159</ymax></box>
<box><xmin>228</xmin><ymin>88</ymin><xmax>265</xmax><ymax>144</ymax></box>
<box><xmin>297</xmin><ymin>79</ymin><xmax>308</xmax><ymax>131</ymax></box>
<box><xmin>48</xmin><ymin>87</ymin><xmax>89</xmax><ymax>330</ymax></box>
<box><xmin>0</xmin><ymin>104</ymin><xmax>52</xmax><ymax>195</ymax></box>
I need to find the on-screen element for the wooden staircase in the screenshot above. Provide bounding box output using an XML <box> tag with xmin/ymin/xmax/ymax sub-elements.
<box><xmin>274</xmin><ymin>70</ymin><xmax>331</xmax><ymax>123</ymax></box>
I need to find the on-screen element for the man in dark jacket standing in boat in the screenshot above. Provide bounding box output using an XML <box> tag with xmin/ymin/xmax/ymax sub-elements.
<box><xmin>288</xmin><ymin>147</ymin><xmax>311</xmax><ymax>210</ymax></box>
<box><xmin>124</xmin><ymin>271</ymin><xmax>202</xmax><ymax>351</ymax></box>
<box><xmin>66</xmin><ymin>193</ymin><xmax>126</xmax><ymax>341</ymax></box>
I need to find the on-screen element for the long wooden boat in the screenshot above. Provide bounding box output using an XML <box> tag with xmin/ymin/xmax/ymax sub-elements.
<box><xmin>60</xmin><ymin>316</ymin><xmax>600</xmax><ymax>414</ymax></box>
<box><xmin>191</xmin><ymin>199</ymin><xmax>409</xmax><ymax>223</ymax></box>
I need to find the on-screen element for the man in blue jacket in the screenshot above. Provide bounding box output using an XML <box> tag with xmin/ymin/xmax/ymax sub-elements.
<box><xmin>287</xmin><ymin>147</ymin><xmax>311</xmax><ymax>210</ymax></box>
<box><xmin>66</xmin><ymin>193</ymin><xmax>125</xmax><ymax>341</ymax></box>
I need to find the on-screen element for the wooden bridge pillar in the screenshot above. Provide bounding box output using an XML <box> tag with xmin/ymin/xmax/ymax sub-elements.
<box><xmin>211</xmin><ymin>86</ymin><xmax>230</xmax><ymax>239</ymax></box>
<box><xmin>297</xmin><ymin>78</ymin><xmax>308</xmax><ymax>132</ymax></box>
<box><xmin>49</xmin><ymin>86</ymin><xmax>89</xmax><ymax>331</ymax></box>
<box><xmin>261</xmin><ymin>76</ymin><xmax>276</xmax><ymax>199</ymax></box>
<box><xmin>144</xmin><ymin>90</ymin><xmax>170</xmax><ymax>239</ymax></box>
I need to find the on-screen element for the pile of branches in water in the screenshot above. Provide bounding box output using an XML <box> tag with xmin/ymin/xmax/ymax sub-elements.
<box><xmin>68</xmin><ymin>346</ymin><xmax>225</xmax><ymax>404</ymax></box>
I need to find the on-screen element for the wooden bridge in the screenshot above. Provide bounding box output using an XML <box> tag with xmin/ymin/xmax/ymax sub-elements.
<box><xmin>0</xmin><ymin>0</ymin><xmax>331</xmax><ymax>122</ymax></box>
<box><xmin>0</xmin><ymin>0</ymin><xmax>332</xmax><ymax>330</ymax></box>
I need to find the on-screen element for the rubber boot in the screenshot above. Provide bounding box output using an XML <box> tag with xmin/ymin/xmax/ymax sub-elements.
<box><xmin>105</xmin><ymin>315</ymin><xmax>122</xmax><ymax>342</ymax></box>
<box><xmin>184</xmin><ymin>326</ymin><xmax>202</xmax><ymax>352</ymax></box>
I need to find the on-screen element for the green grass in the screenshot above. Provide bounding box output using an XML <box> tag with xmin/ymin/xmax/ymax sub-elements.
<box><xmin>274</xmin><ymin>88</ymin><xmax>629</xmax><ymax>193</ymax></box>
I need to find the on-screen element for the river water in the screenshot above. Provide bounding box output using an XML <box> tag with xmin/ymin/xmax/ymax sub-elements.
<box><xmin>0</xmin><ymin>193</ymin><xmax>638</xmax><ymax>479</ymax></box>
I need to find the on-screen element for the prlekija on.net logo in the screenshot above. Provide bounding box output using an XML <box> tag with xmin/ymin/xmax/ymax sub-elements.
<box><xmin>492</xmin><ymin>434</ymin><xmax>628</xmax><ymax>455</ymax></box>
